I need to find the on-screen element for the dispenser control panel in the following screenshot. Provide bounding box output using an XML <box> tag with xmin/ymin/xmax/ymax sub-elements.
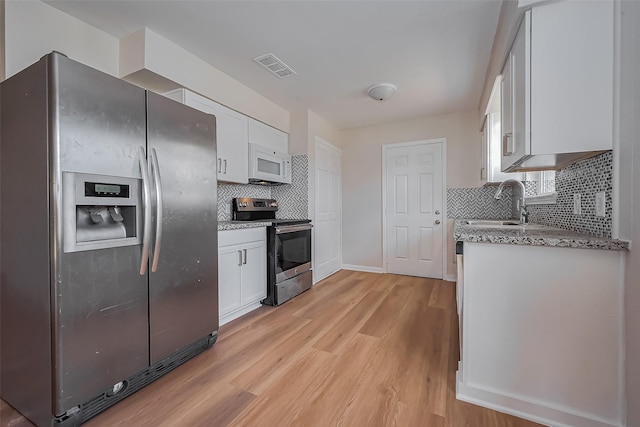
<box><xmin>85</xmin><ymin>182</ymin><xmax>130</xmax><ymax>198</ymax></box>
<box><xmin>62</xmin><ymin>172</ymin><xmax>142</xmax><ymax>253</ymax></box>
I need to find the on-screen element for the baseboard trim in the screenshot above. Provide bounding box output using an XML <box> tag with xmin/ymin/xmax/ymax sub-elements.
<box><xmin>341</xmin><ymin>264</ymin><xmax>383</xmax><ymax>274</ymax></box>
<box><xmin>444</xmin><ymin>273</ymin><xmax>457</xmax><ymax>282</ymax></box>
<box><xmin>456</xmin><ymin>372</ymin><xmax>622</xmax><ymax>427</ymax></box>
<box><xmin>219</xmin><ymin>301</ymin><xmax>262</xmax><ymax>326</ymax></box>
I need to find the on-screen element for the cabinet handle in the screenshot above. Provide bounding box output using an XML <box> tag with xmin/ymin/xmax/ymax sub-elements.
<box><xmin>243</xmin><ymin>249</ymin><xmax>247</xmax><ymax>265</ymax></box>
<box><xmin>435</xmin><ymin>220</ymin><xmax>441</xmax><ymax>225</ymax></box>
<box><xmin>224</xmin><ymin>159</ymin><xmax>228</xmax><ymax>174</ymax></box>
<box><xmin>238</xmin><ymin>250</ymin><xmax>243</xmax><ymax>266</ymax></box>
<box><xmin>218</xmin><ymin>158</ymin><xmax>222</xmax><ymax>174</ymax></box>
<box><xmin>480</xmin><ymin>167</ymin><xmax>486</xmax><ymax>180</ymax></box>
<box><xmin>502</xmin><ymin>133</ymin><xmax>513</xmax><ymax>156</ymax></box>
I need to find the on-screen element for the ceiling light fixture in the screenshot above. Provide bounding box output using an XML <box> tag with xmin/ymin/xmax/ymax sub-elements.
<box><xmin>368</xmin><ymin>83</ymin><xmax>396</xmax><ymax>101</ymax></box>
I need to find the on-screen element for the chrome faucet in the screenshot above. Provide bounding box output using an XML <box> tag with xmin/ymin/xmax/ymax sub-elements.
<box><xmin>495</xmin><ymin>179</ymin><xmax>528</xmax><ymax>224</ymax></box>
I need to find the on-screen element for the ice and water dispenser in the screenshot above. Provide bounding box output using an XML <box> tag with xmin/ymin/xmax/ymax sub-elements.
<box><xmin>63</xmin><ymin>172</ymin><xmax>142</xmax><ymax>252</ymax></box>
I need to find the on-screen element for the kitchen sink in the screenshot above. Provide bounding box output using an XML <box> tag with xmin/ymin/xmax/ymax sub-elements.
<box><xmin>464</xmin><ymin>220</ymin><xmax>521</xmax><ymax>226</ymax></box>
<box><xmin>462</xmin><ymin>220</ymin><xmax>551</xmax><ymax>230</ymax></box>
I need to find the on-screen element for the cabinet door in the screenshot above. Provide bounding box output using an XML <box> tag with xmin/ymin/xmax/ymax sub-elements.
<box><xmin>218</xmin><ymin>244</ymin><xmax>243</xmax><ymax>317</ymax></box>
<box><xmin>248</xmin><ymin>118</ymin><xmax>268</xmax><ymax>147</ymax></box>
<box><xmin>210</xmin><ymin>105</ymin><xmax>248</xmax><ymax>184</ymax></box>
<box><xmin>240</xmin><ymin>240</ymin><xmax>267</xmax><ymax>305</ymax></box>
<box><xmin>266</xmin><ymin>128</ymin><xmax>289</xmax><ymax>153</ymax></box>
<box><xmin>511</xmin><ymin>11</ymin><xmax>531</xmax><ymax>162</ymax></box>
<box><xmin>179</xmin><ymin>91</ymin><xmax>249</xmax><ymax>184</ymax></box>
<box><xmin>480</xmin><ymin>115</ymin><xmax>488</xmax><ymax>185</ymax></box>
<box><xmin>530</xmin><ymin>0</ymin><xmax>613</xmax><ymax>154</ymax></box>
<box><xmin>500</xmin><ymin>55</ymin><xmax>513</xmax><ymax>172</ymax></box>
<box><xmin>501</xmin><ymin>11</ymin><xmax>531</xmax><ymax>172</ymax></box>
<box><xmin>249</xmin><ymin>118</ymin><xmax>289</xmax><ymax>153</ymax></box>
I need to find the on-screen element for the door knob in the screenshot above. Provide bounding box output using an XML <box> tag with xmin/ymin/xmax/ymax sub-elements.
<box><xmin>435</xmin><ymin>220</ymin><xmax>441</xmax><ymax>225</ymax></box>
<box><xmin>435</xmin><ymin>210</ymin><xmax>440</xmax><ymax>215</ymax></box>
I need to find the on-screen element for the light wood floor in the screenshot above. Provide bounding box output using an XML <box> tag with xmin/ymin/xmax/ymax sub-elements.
<box><xmin>1</xmin><ymin>271</ymin><xmax>541</xmax><ymax>427</ymax></box>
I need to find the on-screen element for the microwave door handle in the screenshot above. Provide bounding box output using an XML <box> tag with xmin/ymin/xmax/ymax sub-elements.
<box><xmin>150</xmin><ymin>148</ymin><xmax>163</xmax><ymax>273</ymax></box>
<box><xmin>137</xmin><ymin>146</ymin><xmax>152</xmax><ymax>275</ymax></box>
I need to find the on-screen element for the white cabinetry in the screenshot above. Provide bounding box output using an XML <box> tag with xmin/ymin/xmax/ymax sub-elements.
<box><xmin>457</xmin><ymin>242</ymin><xmax>624</xmax><ymax>427</ymax></box>
<box><xmin>500</xmin><ymin>0</ymin><xmax>614</xmax><ymax>172</ymax></box>
<box><xmin>218</xmin><ymin>228</ymin><xmax>267</xmax><ymax>325</ymax></box>
<box><xmin>248</xmin><ymin>117</ymin><xmax>289</xmax><ymax>153</ymax></box>
<box><xmin>482</xmin><ymin>112</ymin><xmax>524</xmax><ymax>184</ymax></box>
<box><xmin>163</xmin><ymin>89</ymin><xmax>249</xmax><ymax>184</ymax></box>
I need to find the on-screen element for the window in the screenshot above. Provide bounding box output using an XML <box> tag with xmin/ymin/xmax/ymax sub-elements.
<box><xmin>525</xmin><ymin>171</ymin><xmax>557</xmax><ymax>204</ymax></box>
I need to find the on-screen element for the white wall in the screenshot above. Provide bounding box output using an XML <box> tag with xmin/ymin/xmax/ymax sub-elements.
<box><xmin>4</xmin><ymin>1</ymin><xmax>119</xmax><ymax>78</ymax></box>
<box><xmin>289</xmin><ymin>109</ymin><xmax>343</xmax><ymax>221</ymax></box>
<box><xmin>2</xmin><ymin>2</ymin><xmax>290</xmax><ymax>135</ymax></box>
<box><xmin>621</xmin><ymin>0</ymin><xmax>640</xmax><ymax>425</ymax></box>
<box><xmin>1</xmin><ymin>0</ymin><xmax>5</xmax><ymax>81</ymax></box>
<box><xmin>341</xmin><ymin>110</ymin><xmax>481</xmax><ymax>278</ymax></box>
<box><xmin>477</xmin><ymin>1</ymin><xmax>521</xmax><ymax>125</ymax></box>
<box><xmin>119</xmin><ymin>29</ymin><xmax>290</xmax><ymax>133</ymax></box>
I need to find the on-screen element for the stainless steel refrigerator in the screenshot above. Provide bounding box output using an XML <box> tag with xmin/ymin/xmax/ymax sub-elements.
<box><xmin>0</xmin><ymin>52</ymin><xmax>219</xmax><ymax>426</ymax></box>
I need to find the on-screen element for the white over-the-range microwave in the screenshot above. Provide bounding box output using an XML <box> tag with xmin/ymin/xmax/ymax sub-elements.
<box><xmin>248</xmin><ymin>143</ymin><xmax>292</xmax><ymax>185</ymax></box>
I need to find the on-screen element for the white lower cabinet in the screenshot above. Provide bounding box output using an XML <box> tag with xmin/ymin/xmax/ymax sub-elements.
<box><xmin>457</xmin><ymin>242</ymin><xmax>625</xmax><ymax>427</ymax></box>
<box><xmin>218</xmin><ymin>228</ymin><xmax>267</xmax><ymax>325</ymax></box>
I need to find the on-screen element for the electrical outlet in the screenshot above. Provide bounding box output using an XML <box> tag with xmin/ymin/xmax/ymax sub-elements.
<box><xmin>595</xmin><ymin>192</ymin><xmax>606</xmax><ymax>217</ymax></box>
<box><xmin>573</xmin><ymin>194</ymin><xmax>582</xmax><ymax>215</ymax></box>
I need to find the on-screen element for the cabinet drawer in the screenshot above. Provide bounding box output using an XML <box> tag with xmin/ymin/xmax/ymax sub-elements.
<box><xmin>218</xmin><ymin>227</ymin><xmax>266</xmax><ymax>247</ymax></box>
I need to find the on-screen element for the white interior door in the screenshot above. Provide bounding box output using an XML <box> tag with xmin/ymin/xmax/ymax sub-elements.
<box><xmin>384</xmin><ymin>142</ymin><xmax>444</xmax><ymax>278</ymax></box>
<box><xmin>314</xmin><ymin>137</ymin><xmax>342</xmax><ymax>283</ymax></box>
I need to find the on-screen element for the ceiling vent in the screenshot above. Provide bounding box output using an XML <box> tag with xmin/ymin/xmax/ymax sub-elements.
<box><xmin>253</xmin><ymin>53</ymin><xmax>297</xmax><ymax>79</ymax></box>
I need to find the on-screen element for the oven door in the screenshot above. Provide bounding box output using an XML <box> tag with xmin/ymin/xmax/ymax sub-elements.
<box><xmin>274</xmin><ymin>224</ymin><xmax>312</xmax><ymax>282</ymax></box>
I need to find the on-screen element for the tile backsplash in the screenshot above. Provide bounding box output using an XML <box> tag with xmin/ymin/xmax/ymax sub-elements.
<box><xmin>447</xmin><ymin>187</ymin><xmax>514</xmax><ymax>219</ymax></box>
<box><xmin>524</xmin><ymin>151</ymin><xmax>613</xmax><ymax>237</ymax></box>
<box><xmin>272</xmin><ymin>154</ymin><xmax>309</xmax><ymax>220</ymax></box>
<box><xmin>217</xmin><ymin>183</ymin><xmax>270</xmax><ymax>221</ymax></box>
<box><xmin>217</xmin><ymin>154</ymin><xmax>309</xmax><ymax>221</ymax></box>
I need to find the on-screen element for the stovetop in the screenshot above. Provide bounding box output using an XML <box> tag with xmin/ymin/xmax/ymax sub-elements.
<box><xmin>231</xmin><ymin>198</ymin><xmax>310</xmax><ymax>226</ymax></box>
<box><xmin>269</xmin><ymin>219</ymin><xmax>311</xmax><ymax>226</ymax></box>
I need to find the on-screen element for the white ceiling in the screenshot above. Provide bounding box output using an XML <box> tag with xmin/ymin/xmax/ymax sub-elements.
<box><xmin>46</xmin><ymin>0</ymin><xmax>502</xmax><ymax>130</ymax></box>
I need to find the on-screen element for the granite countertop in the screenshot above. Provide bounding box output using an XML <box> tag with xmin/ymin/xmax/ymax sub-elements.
<box><xmin>218</xmin><ymin>221</ymin><xmax>271</xmax><ymax>231</ymax></box>
<box><xmin>454</xmin><ymin>219</ymin><xmax>629</xmax><ymax>251</ymax></box>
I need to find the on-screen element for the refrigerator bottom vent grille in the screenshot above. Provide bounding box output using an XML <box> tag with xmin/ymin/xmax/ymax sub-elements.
<box><xmin>54</xmin><ymin>332</ymin><xmax>218</xmax><ymax>427</ymax></box>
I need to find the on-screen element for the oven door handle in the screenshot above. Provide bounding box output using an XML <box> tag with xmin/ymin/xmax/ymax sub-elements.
<box><xmin>275</xmin><ymin>224</ymin><xmax>313</xmax><ymax>234</ymax></box>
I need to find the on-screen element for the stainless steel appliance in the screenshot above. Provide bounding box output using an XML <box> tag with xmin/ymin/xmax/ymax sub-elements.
<box><xmin>232</xmin><ymin>198</ymin><xmax>312</xmax><ymax>305</ymax></box>
<box><xmin>0</xmin><ymin>52</ymin><xmax>219</xmax><ymax>427</ymax></box>
<box><xmin>248</xmin><ymin>143</ymin><xmax>292</xmax><ymax>184</ymax></box>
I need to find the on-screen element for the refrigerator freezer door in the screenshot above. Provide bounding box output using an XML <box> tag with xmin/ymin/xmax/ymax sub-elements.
<box><xmin>146</xmin><ymin>92</ymin><xmax>219</xmax><ymax>364</ymax></box>
<box><xmin>50</xmin><ymin>54</ymin><xmax>150</xmax><ymax>414</ymax></box>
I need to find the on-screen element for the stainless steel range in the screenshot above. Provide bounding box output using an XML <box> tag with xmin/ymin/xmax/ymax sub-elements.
<box><xmin>233</xmin><ymin>198</ymin><xmax>312</xmax><ymax>306</ymax></box>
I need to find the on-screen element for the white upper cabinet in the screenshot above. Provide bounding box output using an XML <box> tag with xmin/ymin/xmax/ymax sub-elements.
<box><xmin>248</xmin><ymin>118</ymin><xmax>289</xmax><ymax>153</ymax></box>
<box><xmin>163</xmin><ymin>89</ymin><xmax>249</xmax><ymax>184</ymax></box>
<box><xmin>481</xmin><ymin>76</ymin><xmax>524</xmax><ymax>185</ymax></box>
<box><xmin>500</xmin><ymin>0</ymin><xmax>614</xmax><ymax>172</ymax></box>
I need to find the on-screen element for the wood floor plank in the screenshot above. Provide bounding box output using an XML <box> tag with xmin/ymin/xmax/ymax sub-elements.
<box><xmin>227</xmin><ymin>348</ymin><xmax>338</xmax><ymax>427</ymax></box>
<box><xmin>229</xmin><ymin>300</ymin><xmax>348</xmax><ymax>394</ymax></box>
<box><xmin>359</xmin><ymin>280</ymin><xmax>416</xmax><ymax>337</ymax></box>
<box><xmin>1</xmin><ymin>271</ymin><xmax>543</xmax><ymax>427</ymax></box>
<box><xmin>286</xmin><ymin>333</ymin><xmax>381</xmax><ymax>427</ymax></box>
<box><xmin>429</xmin><ymin>280</ymin><xmax>456</xmax><ymax>310</ymax></box>
<box><xmin>312</xmin><ymin>289</ymin><xmax>388</xmax><ymax>354</ymax></box>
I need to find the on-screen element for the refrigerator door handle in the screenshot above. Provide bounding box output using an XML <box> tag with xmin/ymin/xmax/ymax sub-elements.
<box><xmin>138</xmin><ymin>146</ymin><xmax>152</xmax><ymax>275</ymax></box>
<box><xmin>150</xmin><ymin>148</ymin><xmax>164</xmax><ymax>273</ymax></box>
